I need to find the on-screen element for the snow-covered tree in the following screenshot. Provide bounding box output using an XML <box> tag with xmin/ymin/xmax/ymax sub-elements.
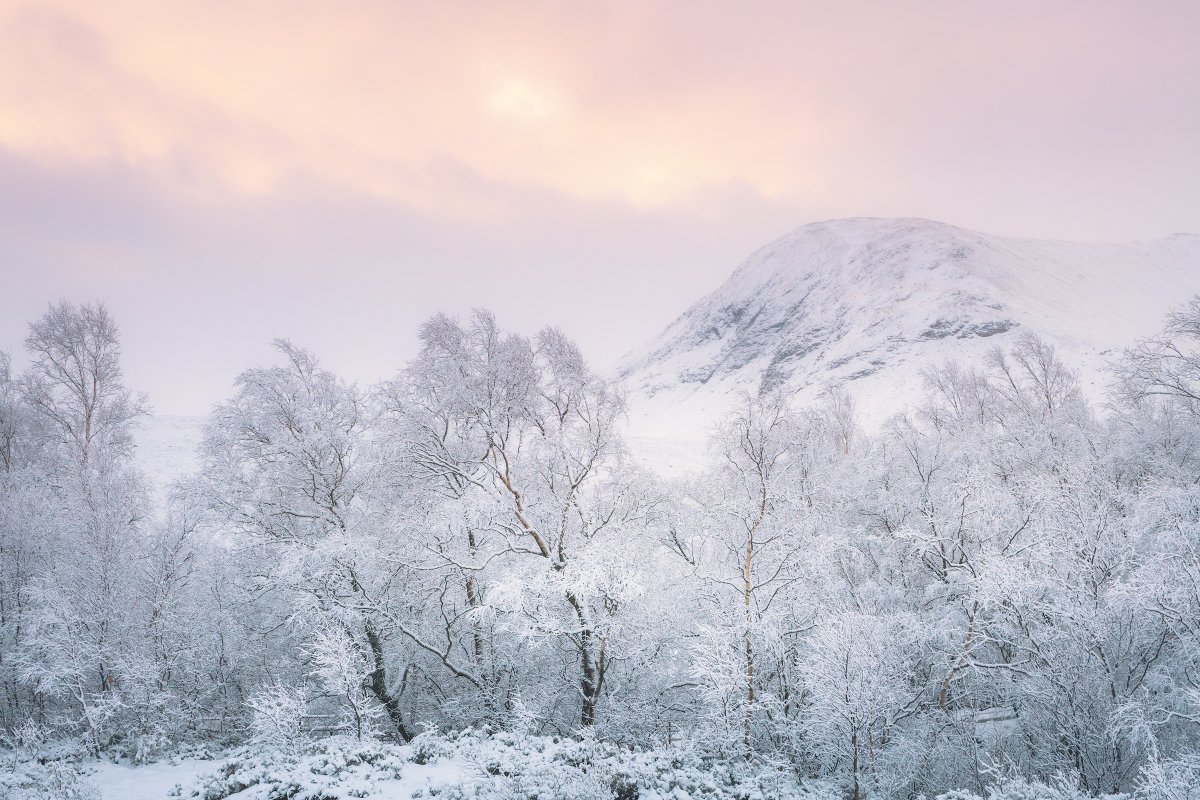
<box><xmin>8</xmin><ymin>302</ymin><xmax>154</xmax><ymax>755</ymax></box>
<box><xmin>385</xmin><ymin>311</ymin><xmax>666</xmax><ymax>732</ymax></box>
<box><xmin>194</xmin><ymin>340</ymin><xmax>410</xmax><ymax>738</ymax></box>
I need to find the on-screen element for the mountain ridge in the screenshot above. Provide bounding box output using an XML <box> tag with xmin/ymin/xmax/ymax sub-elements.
<box><xmin>617</xmin><ymin>217</ymin><xmax>1200</xmax><ymax>466</ymax></box>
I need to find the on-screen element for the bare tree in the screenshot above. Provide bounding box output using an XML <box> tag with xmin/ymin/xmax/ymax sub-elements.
<box><xmin>20</xmin><ymin>301</ymin><xmax>147</xmax><ymax>469</ymax></box>
<box><xmin>691</xmin><ymin>392</ymin><xmax>811</xmax><ymax>757</ymax></box>
<box><xmin>195</xmin><ymin>340</ymin><xmax>414</xmax><ymax>740</ymax></box>
<box><xmin>1116</xmin><ymin>295</ymin><xmax>1200</xmax><ymax>408</ymax></box>
<box><xmin>393</xmin><ymin>310</ymin><xmax>659</xmax><ymax>729</ymax></box>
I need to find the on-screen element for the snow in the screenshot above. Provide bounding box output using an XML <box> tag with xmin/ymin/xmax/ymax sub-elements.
<box><xmin>132</xmin><ymin>414</ymin><xmax>205</xmax><ymax>500</ymax></box>
<box><xmin>5</xmin><ymin>742</ymin><xmax>1104</xmax><ymax>800</ymax></box>
<box><xmin>59</xmin><ymin>748</ymin><xmax>476</xmax><ymax>800</ymax></box>
<box><xmin>151</xmin><ymin>732</ymin><xmax>835</xmax><ymax>799</ymax></box>
<box><xmin>89</xmin><ymin>757</ymin><xmax>215</xmax><ymax>800</ymax></box>
<box><xmin>617</xmin><ymin>217</ymin><xmax>1200</xmax><ymax>475</ymax></box>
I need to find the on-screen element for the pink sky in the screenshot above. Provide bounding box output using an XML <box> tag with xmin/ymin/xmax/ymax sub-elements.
<box><xmin>2</xmin><ymin>1</ymin><xmax>1198</xmax><ymax>413</ymax></box>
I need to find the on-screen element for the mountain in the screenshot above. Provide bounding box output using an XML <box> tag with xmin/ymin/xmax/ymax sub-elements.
<box><xmin>617</xmin><ymin>218</ymin><xmax>1200</xmax><ymax>471</ymax></box>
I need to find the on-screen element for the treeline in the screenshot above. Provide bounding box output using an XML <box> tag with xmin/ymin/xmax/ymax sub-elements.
<box><xmin>2</xmin><ymin>300</ymin><xmax>1200</xmax><ymax>798</ymax></box>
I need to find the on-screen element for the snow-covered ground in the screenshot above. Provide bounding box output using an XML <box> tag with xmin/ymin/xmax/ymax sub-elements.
<box><xmin>88</xmin><ymin>757</ymin><xmax>215</xmax><ymax>800</ymax></box>
<box><xmin>31</xmin><ymin>733</ymin><xmax>838</xmax><ymax>800</ymax></box>
<box><xmin>5</xmin><ymin>732</ymin><xmax>1116</xmax><ymax>800</ymax></box>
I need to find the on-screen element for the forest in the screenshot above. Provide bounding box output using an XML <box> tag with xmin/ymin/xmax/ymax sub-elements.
<box><xmin>3</xmin><ymin>299</ymin><xmax>1200</xmax><ymax>800</ymax></box>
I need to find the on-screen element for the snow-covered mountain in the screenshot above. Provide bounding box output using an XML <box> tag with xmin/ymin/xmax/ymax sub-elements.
<box><xmin>618</xmin><ymin>217</ymin><xmax>1200</xmax><ymax>469</ymax></box>
<box><xmin>131</xmin><ymin>218</ymin><xmax>1200</xmax><ymax>482</ymax></box>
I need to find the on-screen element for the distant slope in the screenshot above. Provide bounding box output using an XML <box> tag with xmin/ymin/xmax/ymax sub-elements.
<box><xmin>618</xmin><ymin>218</ymin><xmax>1200</xmax><ymax>470</ymax></box>
<box><xmin>132</xmin><ymin>414</ymin><xmax>205</xmax><ymax>500</ymax></box>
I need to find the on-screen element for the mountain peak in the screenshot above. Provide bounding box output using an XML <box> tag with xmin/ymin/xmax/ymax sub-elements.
<box><xmin>619</xmin><ymin>217</ymin><xmax>1200</xmax><ymax>450</ymax></box>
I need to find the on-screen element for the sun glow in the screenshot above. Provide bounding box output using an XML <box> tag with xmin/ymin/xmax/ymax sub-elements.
<box><xmin>487</xmin><ymin>79</ymin><xmax>558</xmax><ymax>122</ymax></box>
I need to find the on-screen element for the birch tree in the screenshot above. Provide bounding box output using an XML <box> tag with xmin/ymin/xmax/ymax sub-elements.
<box><xmin>195</xmin><ymin>340</ymin><xmax>413</xmax><ymax>739</ymax></box>
<box><xmin>391</xmin><ymin>311</ymin><xmax>662</xmax><ymax>730</ymax></box>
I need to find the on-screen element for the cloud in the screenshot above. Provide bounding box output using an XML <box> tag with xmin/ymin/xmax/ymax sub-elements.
<box><xmin>0</xmin><ymin>144</ymin><xmax>807</xmax><ymax>412</ymax></box>
<box><xmin>2</xmin><ymin>1</ymin><xmax>1198</xmax><ymax>226</ymax></box>
<box><xmin>1</xmin><ymin>1</ymin><xmax>1198</xmax><ymax>412</ymax></box>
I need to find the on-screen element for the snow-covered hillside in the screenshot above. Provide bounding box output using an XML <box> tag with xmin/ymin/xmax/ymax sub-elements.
<box><xmin>132</xmin><ymin>414</ymin><xmax>205</xmax><ymax>499</ymax></box>
<box><xmin>618</xmin><ymin>217</ymin><xmax>1200</xmax><ymax>470</ymax></box>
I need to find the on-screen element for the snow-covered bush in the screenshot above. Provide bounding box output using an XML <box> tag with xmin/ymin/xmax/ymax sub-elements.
<box><xmin>0</xmin><ymin>761</ymin><xmax>101</xmax><ymax>800</ymax></box>
<box><xmin>307</xmin><ymin>626</ymin><xmax>383</xmax><ymax>740</ymax></box>
<box><xmin>247</xmin><ymin>684</ymin><xmax>309</xmax><ymax>761</ymax></box>
<box><xmin>178</xmin><ymin>731</ymin><xmax>835</xmax><ymax>800</ymax></box>
<box><xmin>0</xmin><ymin>723</ymin><xmax>101</xmax><ymax>800</ymax></box>
<box><xmin>936</xmin><ymin>774</ymin><xmax>1112</xmax><ymax>800</ymax></box>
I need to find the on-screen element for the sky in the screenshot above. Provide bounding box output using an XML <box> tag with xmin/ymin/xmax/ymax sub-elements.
<box><xmin>1</xmin><ymin>1</ymin><xmax>1199</xmax><ymax>414</ymax></box>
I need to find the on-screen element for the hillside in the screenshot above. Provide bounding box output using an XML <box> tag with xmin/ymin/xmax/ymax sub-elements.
<box><xmin>617</xmin><ymin>217</ymin><xmax>1200</xmax><ymax>472</ymax></box>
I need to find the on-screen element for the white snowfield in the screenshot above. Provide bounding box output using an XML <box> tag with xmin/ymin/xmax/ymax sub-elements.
<box><xmin>617</xmin><ymin>217</ymin><xmax>1200</xmax><ymax>474</ymax></box>
<box><xmin>87</xmin><ymin>757</ymin><xmax>214</xmax><ymax>799</ymax></box>
<box><xmin>133</xmin><ymin>218</ymin><xmax>1200</xmax><ymax>485</ymax></box>
<box><xmin>85</xmin><ymin>753</ymin><xmax>471</xmax><ymax>800</ymax></box>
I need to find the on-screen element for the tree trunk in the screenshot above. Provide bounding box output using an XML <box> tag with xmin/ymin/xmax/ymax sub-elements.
<box><xmin>743</xmin><ymin>506</ymin><xmax>757</xmax><ymax>757</ymax></box>
<box><xmin>464</xmin><ymin>528</ymin><xmax>493</xmax><ymax>715</ymax></box>
<box><xmin>364</xmin><ymin>622</ymin><xmax>412</xmax><ymax>741</ymax></box>
<box><xmin>568</xmin><ymin>591</ymin><xmax>601</xmax><ymax>727</ymax></box>
<box><xmin>851</xmin><ymin>728</ymin><xmax>862</xmax><ymax>800</ymax></box>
